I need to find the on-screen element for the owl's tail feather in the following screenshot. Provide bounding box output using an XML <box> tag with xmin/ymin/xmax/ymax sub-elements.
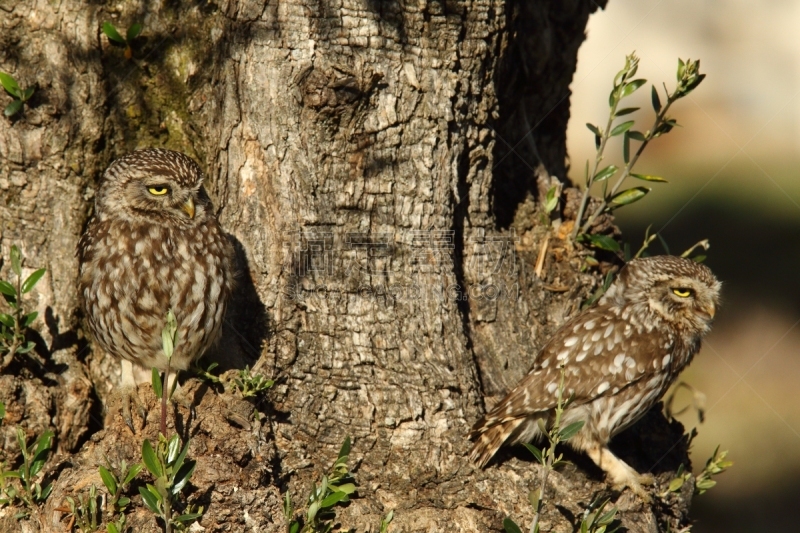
<box><xmin>468</xmin><ymin>417</ymin><xmax>525</xmax><ymax>468</ymax></box>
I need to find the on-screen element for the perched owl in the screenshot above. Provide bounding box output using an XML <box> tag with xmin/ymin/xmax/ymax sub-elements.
<box><xmin>469</xmin><ymin>256</ymin><xmax>720</xmax><ymax>498</ymax></box>
<box><xmin>78</xmin><ymin>149</ymin><xmax>234</xmax><ymax>423</ymax></box>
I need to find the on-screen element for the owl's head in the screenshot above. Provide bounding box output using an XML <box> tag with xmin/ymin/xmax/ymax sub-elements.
<box><xmin>602</xmin><ymin>255</ymin><xmax>721</xmax><ymax>334</ymax></box>
<box><xmin>95</xmin><ymin>149</ymin><xmax>211</xmax><ymax>224</ymax></box>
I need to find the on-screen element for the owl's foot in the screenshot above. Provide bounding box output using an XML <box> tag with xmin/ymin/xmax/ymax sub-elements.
<box><xmin>120</xmin><ymin>385</ymin><xmax>148</xmax><ymax>432</ymax></box>
<box><xmin>117</xmin><ymin>360</ymin><xmax>150</xmax><ymax>432</ymax></box>
<box><xmin>587</xmin><ymin>445</ymin><xmax>654</xmax><ymax>504</ymax></box>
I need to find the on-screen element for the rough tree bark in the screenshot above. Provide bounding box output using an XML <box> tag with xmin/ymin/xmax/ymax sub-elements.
<box><xmin>0</xmin><ymin>0</ymin><xmax>696</xmax><ymax>531</ymax></box>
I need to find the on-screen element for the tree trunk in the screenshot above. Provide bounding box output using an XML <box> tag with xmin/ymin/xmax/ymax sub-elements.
<box><xmin>0</xmin><ymin>0</ymin><xmax>695</xmax><ymax>531</ymax></box>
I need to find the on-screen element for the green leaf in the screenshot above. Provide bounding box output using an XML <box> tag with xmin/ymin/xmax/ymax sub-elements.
<box><xmin>630</xmin><ymin>173</ymin><xmax>667</xmax><ymax>183</ymax></box>
<box><xmin>319</xmin><ymin>490</ymin><xmax>347</xmax><ymax>509</ymax></box>
<box><xmin>621</xmin><ymin>79</ymin><xmax>646</xmax><ymax>98</ymax></box>
<box><xmin>331</xmin><ymin>482</ymin><xmax>356</xmax><ymax>494</ymax></box>
<box><xmin>307</xmin><ymin>500</ymin><xmax>320</xmax><ymax>522</ymax></box>
<box><xmin>0</xmin><ymin>401</ymin><xmax>5</xmax><ymax>421</ymax></box>
<box><xmin>667</xmin><ymin>476</ymin><xmax>685</xmax><ymax>492</ymax></box>
<box><xmin>0</xmin><ymin>313</ymin><xmax>13</xmax><ymax>327</ymax></box>
<box><xmin>123</xmin><ymin>463</ymin><xmax>143</xmax><ymax>485</ymax></box>
<box><xmin>677</xmin><ymin>58</ymin><xmax>686</xmax><ymax>81</ymax></box>
<box><xmin>610</xmin><ymin>120</ymin><xmax>634</xmax><ymax>137</ymax></box>
<box><xmin>289</xmin><ymin>521</ymin><xmax>300</xmax><ymax>533</ymax></box>
<box><xmin>138</xmin><ymin>485</ymin><xmax>161</xmax><ymax>514</ymax></box>
<box><xmin>23</xmin><ymin>311</ymin><xmax>38</xmax><ymax>327</ymax></box>
<box><xmin>16</xmin><ymin>341</ymin><xmax>35</xmax><ymax>354</ymax></box>
<box><xmin>544</xmin><ymin>185</ymin><xmax>558</xmax><ymax>213</ymax></box>
<box><xmin>21</xmin><ymin>87</ymin><xmax>34</xmax><ymax>102</ymax></box>
<box><xmin>151</xmin><ymin>368</ymin><xmax>163</xmax><ymax>397</ymax></box>
<box><xmin>172</xmin><ymin>460</ymin><xmax>196</xmax><ymax>494</ymax></box>
<box><xmin>107</xmin><ymin>524</ymin><xmax>119</xmax><ymax>533</ymax></box>
<box><xmin>627</xmin><ymin>130</ymin><xmax>646</xmax><ymax>141</ymax></box>
<box><xmin>174</xmin><ymin>512</ymin><xmax>203</xmax><ymax>522</ymax></box>
<box><xmin>99</xmin><ymin>466</ymin><xmax>117</xmax><ymax>494</ymax></box>
<box><xmin>523</xmin><ymin>443</ymin><xmax>543</xmax><ymax>463</ymax></box>
<box><xmin>39</xmin><ymin>482</ymin><xmax>53</xmax><ymax>501</ymax></box>
<box><xmin>4</xmin><ymin>99</ymin><xmax>22</xmax><ymax>117</ymax></box>
<box><xmin>623</xmin><ymin>133</ymin><xmax>630</xmax><ymax>164</ymax></box>
<box><xmin>102</xmin><ymin>22</ymin><xmax>126</xmax><ymax>44</ymax></box>
<box><xmin>338</xmin><ymin>436</ymin><xmax>351</xmax><ymax>461</ymax></box>
<box><xmin>172</xmin><ymin>438</ymin><xmax>191</xmax><ymax>478</ymax></box>
<box><xmin>615</xmin><ymin>107</ymin><xmax>639</xmax><ymax>117</ymax></box>
<box><xmin>608</xmin><ymin>86</ymin><xmax>618</xmax><ymax>108</ymax></box>
<box><xmin>117</xmin><ymin>496</ymin><xmax>130</xmax><ymax>507</ymax></box>
<box><xmin>141</xmin><ymin>440</ymin><xmax>162</xmax><ymax>478</ymax></box>
<box><xmin>126</xmin><ymin>23</ymin><xmax>143</xmax><ymax>41</ymax></box>
<box><xmin>167</xmin><ymin>434</ymin><xmax>181</xmax><ymax>464</ymax></box>
<box><xmin>10</xmin><ymin>245</ymin><xmax>21</xmax><ymax>276</ymax></box>
<box><xmin>559</xmin><ymin>421</ymin><xmax>585</xmax><ymax>441</ymax></box>
<box><xmin>593</xmin><ymin>164</ymin><xmax>618</xmax><ymax>183</ymax></box>
<box><xmin>15</xmin><ymin>429</ymin><xmax>26</xmax><ymax>461</ymax></box>
<box><xmin>0</xmin><ymin>72</ymin><xmax>21</xmax><ymax>98</ymax></box>
<box><xmin>22</xmin><ymin>268</ymin><xmax>45</xmax><ymax>293</ymax></box>
<box><xmin>0</xmin><ymin>280</ymin><xmax>15</xmax><ymax>296</ymax></box>
<box><xmin>503</xmin><ymin>517</ymin><xmax>524</xmax><ymax>533</ymax></box>
<box><xmin>597</xmin><ymin>506</ymin><xmax>618</xmax><ymax>524</ymax></box>
<box><xmin>610</xmin><ymin>187</ymin><xmax>650</xmax><ymax>208</ymax></box>
<box><xmin>583</xmin><ymin>234</ymin><xmax>620</xmax><ymax>252</ymax></box>
<box><xmin>585</xmin><ymin>123</ymin><xmax>601</xmax><ymax>136</ymax></box>
<box><xmin>651</xmin><ymin>85</ymin><xmax>662</xmax><ymax>112</ymax></box>
<box><xmin>30</xmin><ymin>431</ymin><xmax>53</xmax><ymax>477</ymax></box>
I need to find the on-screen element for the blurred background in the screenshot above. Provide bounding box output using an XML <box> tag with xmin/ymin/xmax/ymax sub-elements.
<box><xmin>566</xmin><ymin>1</ymin><xmax>800</xmax><ymax>531</ymax></box>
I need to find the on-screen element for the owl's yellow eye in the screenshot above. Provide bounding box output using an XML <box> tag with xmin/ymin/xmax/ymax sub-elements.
<box><xmin>147</xmin><ymin>186</ymin><xmax>169</xmax><ymax>196</ymax></box>
<box><xmin>672</xmin><ymin>288</ymin><xmax>693</xmax><ymax>298</ymax></box>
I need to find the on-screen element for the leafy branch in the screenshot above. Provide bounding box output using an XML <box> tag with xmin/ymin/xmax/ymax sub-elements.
<box><xmin>661</xmin><ymin>446</ymin><xmax>732</xmax><ymax>498</ymax></box>
<box><xmin>573</xmin><ymin>53</ymin><xmax>706</xmax><ymax>240</ymax></box>
<box><xmin>504</xmin><ymin>367</ymin><xmax>589</xmax><ymax>533</ymax></box>
<box><xmin>139</xmin><ymin>434</ymin><xmax>202</xmax><ymax>533</ymax></box>
<box><xmin>0</xmin><ymin>428</ymin><xmax>54</xmax><ymax>516</ymax></box>
<box><xmin>0</xmin><ymin>245</ymin><xmax>45</xmax><ymax>371</ymax></box>
<box><xmin>285</xmin><ymin>437</ymin><xmax>357</xmax><ymax>533</ymax></box>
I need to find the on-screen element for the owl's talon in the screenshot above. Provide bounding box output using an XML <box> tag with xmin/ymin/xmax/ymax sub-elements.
<box><xmin>119</xmin><ymin>386</ymin><xmax>147</xmax><ymax>433</ymax></box>
<box><xmin>638</xmin><ymin>473</ymin><xmax>655</xmax><ymax>486</ymax></box>
<box><xmin>612</xmin><ymin>477</ymin><xmax>652</xmax><ymax>504</ymax></box>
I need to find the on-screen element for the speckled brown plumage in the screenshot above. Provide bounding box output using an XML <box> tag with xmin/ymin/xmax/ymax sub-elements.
<box><xmin>78</xmin><ymin>149</ymin><xmax>234</xmax><ymax>388</ymax></box>
<box><xmin>469</xmin><ymin>256</ymin><xmax>721</xmax><ymax>498</ymax></box>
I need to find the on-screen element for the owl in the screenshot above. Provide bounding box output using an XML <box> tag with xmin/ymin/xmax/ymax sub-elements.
<box><xmin>469</xmin><ymin>255</ymin><xmax>720</xmax><ymax>499</ymax></box>
<box><xmin>78</xmin><ymin>148</ymin><xmax>234</xmax><ymax>423</ymax></box>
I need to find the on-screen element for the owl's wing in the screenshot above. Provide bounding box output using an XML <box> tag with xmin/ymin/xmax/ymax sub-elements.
<box><xmin>76</xmin><ymin>218</ymin><xmax>104</xmax><ymax>264</ymax></box>
<box><xmin>477</xmin><ymin>306</ymin><xmax>673</xmax><ymax>426</ymax></box>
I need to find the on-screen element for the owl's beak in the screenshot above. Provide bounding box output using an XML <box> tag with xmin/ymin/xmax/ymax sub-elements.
<box><xmin>181</xmin><ymin>198</ymin><xmax>195</xmax><ymax>219</ymax></box>
<box><xmin>704</xmin><ymin>302</ymin><xmax>716</xmax><ymax>319</ymax></box>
